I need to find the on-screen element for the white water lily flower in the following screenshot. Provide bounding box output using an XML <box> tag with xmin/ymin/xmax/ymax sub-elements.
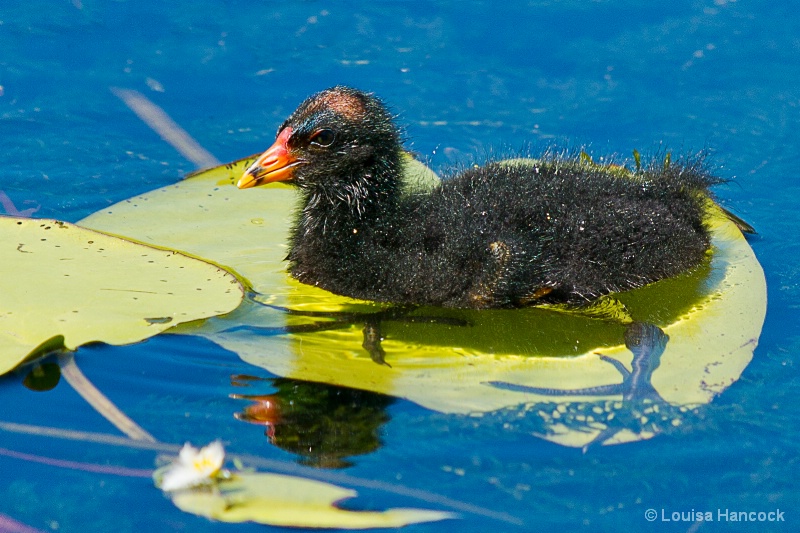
<box><xmin>159</xmin><ymin>440</ymin><xmax>226</xmax><ymax>492</ymax></box>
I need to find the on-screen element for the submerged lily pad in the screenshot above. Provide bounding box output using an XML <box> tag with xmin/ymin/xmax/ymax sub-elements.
<box><xmin>0</xmin><ymin>216</ymin><xmax>243</xmax><ymax>375</ymax></box>
<box><xmin>80</xmin><ymin>156</ymin><xmax>766</xmax><ymax>448</ymax></box>
<box><xmin>166</xmin><ymin>471</ymin><xmax>456</xmax><ymax>528</ymax></box>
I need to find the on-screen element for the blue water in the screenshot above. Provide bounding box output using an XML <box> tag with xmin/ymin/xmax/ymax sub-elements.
<box><xmin>2</xmin><ymin>1</ymin><xmax>798</xmax><ymax>531</ymax></box>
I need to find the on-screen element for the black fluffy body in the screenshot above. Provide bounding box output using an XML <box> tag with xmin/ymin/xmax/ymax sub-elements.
<box><xmin>274</xmin><ymin>87</ymin><xmax>720</xmax><ymax>309</ymax></box>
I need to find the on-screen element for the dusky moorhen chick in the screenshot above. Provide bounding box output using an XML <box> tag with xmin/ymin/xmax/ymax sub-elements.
<box><xmin>238</xmin><ymin>86</ymin><xmax>719</xmax><ymax>311</ymax></box>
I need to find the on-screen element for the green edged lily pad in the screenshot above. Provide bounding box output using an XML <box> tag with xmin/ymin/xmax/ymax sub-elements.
<box><xmin>164</xmin><ymin>471</ymin><xmax>456</xmax><ymax>528</ymax></box>
<box><xmin>80</xmin><ymin>156</ymin><xmax>766</xmax><ymax>448</ymax></box>
<box><xmin>0</xmin><ymin>216</ymin><xmax>243</xmax><ymax>375</ymax></box>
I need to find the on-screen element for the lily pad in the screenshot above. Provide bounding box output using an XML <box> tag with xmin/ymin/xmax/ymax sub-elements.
<box><xmin>165</xmin><ymin>471</ymin><xmax>456</xmax><ymax>528</ymax></box>
<box><xmin>0</xmin><ymin>216</ymin><xmax>243</xmax><ymax>375</ymax></box>
<box><xmin>80</xmin><ymin>156</ymin><xmax>766</xmax><ymax>448</ymax></box>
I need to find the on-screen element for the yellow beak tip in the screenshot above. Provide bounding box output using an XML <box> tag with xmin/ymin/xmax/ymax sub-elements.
<box><xmin>236</xmin><ymin>175</ymin><xmax>255</xmax><ymax>189</ymax></box>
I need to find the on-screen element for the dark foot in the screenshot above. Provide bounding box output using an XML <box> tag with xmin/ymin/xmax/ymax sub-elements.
<box><xmin>623</xmin><ymin>322</ymin><xmax>669</xmax><ymax>370</ymax></box>
<box><xmin>485</xmin><ymin>320</ymin><xmax>671</xmax><ymax>450</ymax></box>
<box><xmin>362</xmin><ymin>318</ymin><xmax>390</xmax><ymax>367</ymax></box>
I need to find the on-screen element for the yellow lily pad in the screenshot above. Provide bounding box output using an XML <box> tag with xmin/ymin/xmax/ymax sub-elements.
<box><xmin>166</xmin><ymin>471</ymin><xmax>456</xmax><ymax>528</ymax></box>
<box><xmin>0</xmin><ymin>216</ymin><xmax>243</xmax><ymax>375</ymax></box>
<box><xmin>79</xmin><ymin>156</ymin><xmax>766</xmax><ymax>449</ymax></box>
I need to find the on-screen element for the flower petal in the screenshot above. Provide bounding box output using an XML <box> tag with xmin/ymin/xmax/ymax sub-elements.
<box><xmin>157</xmin><ymin>441</ymin><xmax>226</xmax><ymax>492</ymax></box>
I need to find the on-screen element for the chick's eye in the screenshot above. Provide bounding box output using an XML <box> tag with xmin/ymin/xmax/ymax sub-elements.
<box><xmin>310</xmin><ymin>129</ymin><xmax>335</xmax><ymax>147</ymax></box>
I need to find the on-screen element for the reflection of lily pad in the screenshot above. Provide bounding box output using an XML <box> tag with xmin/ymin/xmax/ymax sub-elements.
<box><xmin>80</xmin><ymin>157</ymin><xmax>766</xmax><ymax>448</ymax></box>
<box><xmin>0</xmin><ymin>216</ymin><xmax>243</xmax><ymax>375</ymax></box>
<box><xmin>165</xmin><ymin>471</ymin><xmax>456</xmax><ymax>528</ymax></box>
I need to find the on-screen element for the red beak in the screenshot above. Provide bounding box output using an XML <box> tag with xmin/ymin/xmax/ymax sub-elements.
<box><xmin>237</xmin><ymin>127</ymin><xmax>303</xmax><ymax>189</ymax></box>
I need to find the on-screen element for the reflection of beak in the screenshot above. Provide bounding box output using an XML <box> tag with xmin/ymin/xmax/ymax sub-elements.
<box><xmin>237</xmin><ymin>127</ymin><xmax>303</xmax><ymax>189</ymax></box>
<box><xmin>231</xmin><ymin>394</ymin><xmax>281</xmax><ymax>425</ymax></box>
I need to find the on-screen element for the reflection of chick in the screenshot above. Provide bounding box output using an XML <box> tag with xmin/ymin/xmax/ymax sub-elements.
<box><xmin>233</xmin><ymin>378</ymin><xmax>394</xmax><ymax>468</ymax></box>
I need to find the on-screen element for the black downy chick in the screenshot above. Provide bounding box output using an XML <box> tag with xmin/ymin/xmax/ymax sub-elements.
<box><xmin>238</xmin><ymin>86</ymin><xmax>719</xmax><ymax>312</ymax></box>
